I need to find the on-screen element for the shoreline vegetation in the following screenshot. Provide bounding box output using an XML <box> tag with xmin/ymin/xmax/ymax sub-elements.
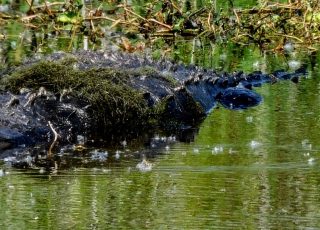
<box><xmin>0</xmin><ymin>0</ymin><xmax>320</xmax><ymax>53</ymax></box>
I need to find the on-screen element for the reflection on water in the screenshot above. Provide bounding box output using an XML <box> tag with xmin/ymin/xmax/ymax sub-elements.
<box><xmin>1</xmin><ymin>72</ymin><xmax>320</xmax><ymax>228</ymax></box>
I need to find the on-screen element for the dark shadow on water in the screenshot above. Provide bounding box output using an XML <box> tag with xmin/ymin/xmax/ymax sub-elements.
<box><xmin>0</xmin><ymin>126</ymin><xmax>200</xmax><ymax>172</ymax></box>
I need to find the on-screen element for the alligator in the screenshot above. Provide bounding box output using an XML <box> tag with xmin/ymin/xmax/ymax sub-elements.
<box><xmin>0</xmin><ymin>50</ymin><xmax>307</xmax><ymax>156</ymax></box>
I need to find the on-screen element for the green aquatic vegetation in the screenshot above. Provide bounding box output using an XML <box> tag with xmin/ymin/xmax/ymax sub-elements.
<box><xmin>57</xmin><ymin>12</ymin><xmax>82</xmax><ymax>24</ymax></box>
<box><xmin>1</xmin><ymin>0</ymin><xmax>320</xmax><ymax>53</ymax></box>
<box><xmin>0</xmin><ymin>55</ymin><xmax>201</xmax><ymax>131</ymax></box>
<box><xmin>1</xmin><ymin>58</ymin><xmax>153</xmax><ymax>129</ymax></box>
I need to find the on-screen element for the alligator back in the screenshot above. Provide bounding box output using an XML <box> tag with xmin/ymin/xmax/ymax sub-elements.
<box><xmin>0</xmin><ymin>50</ymin><xmax>307</xmax><ymax>150</ymax></box>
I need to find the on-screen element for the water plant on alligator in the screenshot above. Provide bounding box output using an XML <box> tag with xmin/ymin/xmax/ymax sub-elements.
<box><xmin>0</xmin><ymin>49</ymin><xmax>307</xmax><ymax>154</ymax></box>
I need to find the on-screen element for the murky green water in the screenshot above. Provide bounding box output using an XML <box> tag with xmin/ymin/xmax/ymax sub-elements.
<box><xmin>1</xmin><ymin>65</ymin><xmax>320</xmax><ymax>228</ymax></box>
<box><xmin>1</xmin><ymin>0</ymin><xmax>320</xmax><ymax>229</ymax></box>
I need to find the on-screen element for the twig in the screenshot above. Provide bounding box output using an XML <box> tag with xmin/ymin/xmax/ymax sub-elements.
<box><xmin>68</xmin><ymin>26</ymin><xmax>77</xmax><ymax>51</ymax></box>
<box><xmin>84</xmin><ymin>16</ymin><xmax>118</xmax><ymax>22</ymax></box>
<box><xmin>169</xmin><ymin>0</ymin><xmax>182</xmax><ymax>15</ymax></box>
<box><xmin>20</xmin><ymin>14</ymin><xmax>45</xmax><ymax>22</ymax></box>
<box><xmin>188</xmin><ymin>8</ymin><xmax>206</xmax><ymax>18</ymax></box>
<box><xmin>44</xmin><ymin>0</ymin><xmax>53</xmax><ymax>16</ymax></box>
<box><xmin>121</xmin><ymin>5</ymin><xmax>146</xmax><ymax>21</ymax></box>
<box><xmin>274</xmin><ymin>33</ymin><xmax>304</xmax><ymax>43</ymax></box>
<box><xmin>149</xmin><ymin>18</ymin><xmax>172</xmax><ymax>30</ymax></box>
<box><xmin>25</xmin><ymin>0</ymin><xmax>32</xmax><ymax>8</ymax></box>
<box><xmin>233</xmin><ymin>9</ymin><xmax>240</xmax><ymax>24</ymax></box>
<box><xmin>110</xmin><ymin>19</ymin><xmax>122</xmax><ymax>28</ymax></box>
<box><xmin>48</xmin><ymin>121</ymin><xmax>59</xmax><ymax>158</ymax></box>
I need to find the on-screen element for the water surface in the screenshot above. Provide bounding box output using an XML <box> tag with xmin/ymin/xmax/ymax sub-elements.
<box><xmin>1</xmin><ymin>68</ymin><xmax>320</xmax><ymax>229</ymax></box>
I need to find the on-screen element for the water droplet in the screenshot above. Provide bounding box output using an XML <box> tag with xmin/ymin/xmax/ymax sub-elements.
<box><xmin>25</xmin><ymin>156</ymin><xmax>33</xmax><ymax>165</ymax></box>
<box><xmin>229</xmin><ymin>148</ymin><xmax>237</xmax><ymax>154</ymax></box>
<box><xmin>284</xmin><ymin>43</ymin><xmax>294</xmax><ymax>52</ymax></box>
<box><xmin>154</xmin><ymin>135</ymin><xmax>160</xmax><ymax>141</ymax></box>
<box><xmin>161</xmin><ymin>137</ymin><xmax>167</xmax><ymax>141</ymax></box>
<box><xmin>249</xmin><ymin>140</ymin><xmax>262</xmax><ymax>149</ymax></box>
<box><xmin>115</xmin><ymin>151</ymin><xmax>121</xmax><ymax>160</ymax></box>
<box><xmin>121</xmin><ymin>140</ymin><xmax>127</xmax><ymax>148</ymax></box>
<box><xmin>77</xmin><ymin>135</ymin><xmax>85</xmax><ymax>145</ymax></box>
<box><xmin>90</xmin><ymin>150</ymin><xmax>108</xmax><ymax>161</ymax></box>
<box><xmin>136</xmin><ymin>159</ymin><xmax>153</xmax><ymax>172</ymax></box>
<box><xmin>168</xmin><ymin>135</ymin><xmax>176</xmax><ymax>142</ymax></box>
<box><xmin>308</xmin><ymin>157</ymin><xmax>315</xmax><ymax>165</ymax></box>
<box><xmin>302</xmin><ymin>139</ymin><xmax>312</xmax><ymax>150</ymax></box>
<box><xmin>246</xmin><ymin>116</ymin><xmax>253</xmax><ymax>123</ymax></box>
<box><xmin>288</xmin><ymin>60</ymin><xmax>301</xmax><ymax>69</ymax></box>
<box><xmin>304</xmin><ymin>152</ymin><xmax>310</xmax><ymax>157</ymax></box>
<box><xmin>212</xmin><ymin>146</ymin><xmax>223</xmax><ymax>154</ymax></box>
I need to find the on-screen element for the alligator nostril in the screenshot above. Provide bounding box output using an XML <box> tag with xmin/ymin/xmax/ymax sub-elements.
<box><xmin>291</xmin><ymin>75</ymin><xmax>299</xmax><ymax>83</ymax></box>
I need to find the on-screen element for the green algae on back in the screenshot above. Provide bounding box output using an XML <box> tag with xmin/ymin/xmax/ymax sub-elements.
<box><xmin>1</xmin><ymin>58</ymin><xmax>152</xmax><ymax>131</ymax></box>
<box><xmin>0</xmin><ymin>52</ymin><xmax>206</xmax><ymax>135</ymax></box>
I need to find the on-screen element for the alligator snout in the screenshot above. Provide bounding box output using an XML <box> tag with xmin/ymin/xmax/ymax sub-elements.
<box><xmin>217</xmin><ymin>88</ymin><xmax>263</xmax><ymax>110</ymax></box>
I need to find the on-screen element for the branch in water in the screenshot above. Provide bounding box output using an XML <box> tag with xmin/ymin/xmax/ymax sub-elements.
<box><xmin>48</xmin><ymin>121</ymin><xmax>59</xmax><ymax>158</ymax></box>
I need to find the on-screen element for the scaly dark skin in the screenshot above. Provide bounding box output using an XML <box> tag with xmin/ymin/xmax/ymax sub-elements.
<box><xmin>0</xmin><ymin>50</ymin><xmax>307</xmax><ymax>155</ymax></box>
